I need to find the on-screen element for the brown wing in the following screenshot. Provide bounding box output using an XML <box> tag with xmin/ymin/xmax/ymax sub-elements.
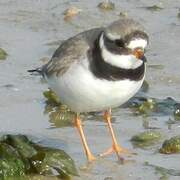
<box><xmin>42</xmin><ymin>28</ymin><xmax>103</xmax><ymax>77</ymax></box>
<box><xmin>43</xmin><ymin>36</ymin><xmax>88</xmax><ymax>77</ymax></box>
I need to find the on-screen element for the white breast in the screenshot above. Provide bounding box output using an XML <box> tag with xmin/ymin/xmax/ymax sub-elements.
<box><xmin>46</xmin><ymin>60</ymin><xmax>145</xmax><ymax>113</ymax></box>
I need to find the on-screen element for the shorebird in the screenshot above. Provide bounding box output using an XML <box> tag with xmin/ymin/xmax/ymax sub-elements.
<box><xmin>29</xmin><ymin>18</ymin><xmax>149</xmax><ymax>162</ymax></box>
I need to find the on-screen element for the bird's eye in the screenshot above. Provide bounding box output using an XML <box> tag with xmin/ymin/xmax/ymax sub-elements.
<box><xmin>115</xmin><ymin>39</ymin><xmax>124</xmax><ymax>47</ymax></box>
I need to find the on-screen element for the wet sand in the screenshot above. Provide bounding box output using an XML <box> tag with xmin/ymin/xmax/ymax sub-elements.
<box><xmin>0</xmin><ymin>0</ymin><xmax>180</xmax><ymax>179</ymax></box>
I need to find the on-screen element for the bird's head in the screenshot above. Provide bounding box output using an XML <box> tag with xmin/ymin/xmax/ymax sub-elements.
<box><xmin>99</xmin><ymin>18</ymin><xmax>149</xmax><ymax>69</ymax></box>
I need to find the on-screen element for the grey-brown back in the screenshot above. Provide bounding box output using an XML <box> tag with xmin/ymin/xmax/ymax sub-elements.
<box><xmin>42</xmin><ymin>28</ymin><xmax>103</xmax><ymax>77</ymax></box>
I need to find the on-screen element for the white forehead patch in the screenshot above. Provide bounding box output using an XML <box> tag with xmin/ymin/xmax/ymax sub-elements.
<box><xmin>106</xmin><ymin>32</ymin><xmax>121</xmax><ymax>41</ymax></box>
<box><xmin>127</xmin><ymin>39</ymin><xmax>147</xmax><ymax>50</ymax></box>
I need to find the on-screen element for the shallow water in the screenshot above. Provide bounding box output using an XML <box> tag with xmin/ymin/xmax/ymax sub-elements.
<box><xmin>0</xmin><ymin>0</ymin><xmax>180</xmax><ymax>179</ymax></box>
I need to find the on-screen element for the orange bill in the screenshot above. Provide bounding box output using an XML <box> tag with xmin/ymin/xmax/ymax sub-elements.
<box><xmin>133</xmin><ymin>48</ymin><xmax>144</xmax><ymax>59</ymax></box>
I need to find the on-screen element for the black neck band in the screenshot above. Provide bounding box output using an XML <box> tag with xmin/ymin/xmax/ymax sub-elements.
<box><xmin>89</xmin><ymin>33</ymin><xmax>145</xmax><ymax>81</ymax></box>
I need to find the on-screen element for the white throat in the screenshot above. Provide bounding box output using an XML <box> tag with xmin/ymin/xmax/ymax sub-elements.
<box><xmin>127</xmin><ymin>39</ymin><xmax>147</xmax><ymax>49</ymax></box>
<box><xmin>99</xmin><ymin>34</ymin><xmax>143</xmax><ymax>69</ymax></box>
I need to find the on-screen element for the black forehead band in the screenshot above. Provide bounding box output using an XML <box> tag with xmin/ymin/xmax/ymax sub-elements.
<box><xmin>103</xmin><ymin>32</ymin><xmax>131</xmax><ymax>55</ymax></box>
<box><xmin>104</xmin><ymin>30</ymin><xmax>148</xmax><ymax>45</ymax></box>
<box><xmin>124</xmin><ymin>30</ymin><xmax>149</xmax><ymax>44</ymax></box>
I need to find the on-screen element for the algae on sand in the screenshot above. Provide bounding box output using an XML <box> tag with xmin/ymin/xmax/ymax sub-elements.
<box><xmin>131</xmin><ymin>131</ymin><xmax>161</xmax><ymax>147</ymax></box>
<box><xmin>0</xmin><ymin>134</ymin><xmax>78</xmax><ymax>179</ymax></box>
<box><xmin>160</xmin><ymin>135</ymin><xmax>180</xmax><ymax>154</ymax></box>
<box><xmin>0</xmin><ymin>48</ymin><xmax>8</xmax><ymax>60</ymax></box>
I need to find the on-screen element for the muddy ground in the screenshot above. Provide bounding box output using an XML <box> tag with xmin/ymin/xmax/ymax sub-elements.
<box><xmin>0</xmin><ymin>0</ymin><xmax>180</xmax><ymax>179</ymax></box>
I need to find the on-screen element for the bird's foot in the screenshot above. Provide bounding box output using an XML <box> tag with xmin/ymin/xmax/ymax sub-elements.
<box><xmin>99</xmin><ymin>143</ymin><xmax>136</xmax><ymax>162</ymax></box>
<box><xmin>100</xmin><ymin>144</ymin><xmax>131</xmax><ymax>156</ymax></box>
<box><xmin>86</xmin><ymin>152</ymin><xmax>96</xmax><ymax>162</ymax></box>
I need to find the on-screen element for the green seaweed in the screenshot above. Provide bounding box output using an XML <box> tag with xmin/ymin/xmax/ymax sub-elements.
<box><xmin>7</xmin><ymin>175</ymin><xmax>60</xmax><ymax>180</ymax></box>
<box><xmin>0</xmin><ymin>143</ymin><xmax>26</xmax><ymax>179</ymax></box>
<box><xmin>0</xmin><ymin>134</ymin><xmax>78</xmax><ymax>179</ymax></box>
<box><xmin>43</xmin><ymin>89</ymin><xmax>61</xmax><ymax>105</ymax></box>
<box><xmin>144</xmin><ymin>4</ymin><xmax>163</xmax><ymax>11</ymax></box>
<box><xmin>0</xmin><ymin>158</ymin><xmax>25</xmax><ymax>179</ymax></box>
<box><xmin>145</xmin><ymin>162</ymin><xmax>180</xmax><ymax>177</ymax></box>
<box><xmin>47</xmin><ymin>106</ymin><xmax>75</xmax><ymax>128</ymax></box>
<box><xmin>138</xmin><ymin>98</ymin><xmax>157</xmax><ymax>114</ymax></box>
<box><xmin>2</xmin><ymin>135</ymin><xmax>37</xmax><ymax>158</ymax></box>
<box><xmin>125</xmin><ymin>97</ymin><xmax>157</xmax><ymax>115</ymax></box>
<box><xmin>119</xmin><ymin>12</ymin><xmax>128</xmax><ymax>18</ymax></box>
<box><xmin>31</xmin><ymin>146</ymin><xmax>78</xmax><ymax>179</ymax></box>
<box><xmin>125</xmin><ymin>96</ymin><xmax>180</xmax><ymax>118</ymax></box>
<box><xmin>63</xmin><ymin>7</ymin><xmax>82</xmax><ymax>21</ymax></box>
<box><xmin>1</xmin><ymin>135</ymin><xmax>36</xmax><ymax>171</ymax></box>
<box><xmin>160</xmin><ymin>136</ymin><xmax>180</xmax><ymax>154</ymax></box>
<box><xmin>98</xmin><ymin>1</ymin><xmax>115</xmax><ymax>11</ymax></box>
<box><xmin>131</xmin><ymin>131</ymin><xmax>161</xmax><ymax>147</ymax></box>
<box><xmin>0</xmin><ymin>48</ymin><xmax>8</xmax><ymax>60</ymax></box>
<box><xmin>43</xmin><ymin>89</ymin><xmax>75</xmax><ymax>128</ymax></box>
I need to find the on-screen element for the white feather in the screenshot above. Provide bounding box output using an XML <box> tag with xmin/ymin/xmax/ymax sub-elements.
<box><xmin>106</xmin><ymin>32</ymin><xmax>121</xmax><ymax>41</ymax></box>
<box><xmin>46</xmin><ymin>60</ymin><xmax>145</xmax><ymax>113</ymax></box>
<box><xmin>127</xmin><ymin>39</ymin><xmax>147</xmax><ymax>50</ymax></box>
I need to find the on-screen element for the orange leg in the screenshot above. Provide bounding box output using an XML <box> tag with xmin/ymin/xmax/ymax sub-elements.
<box><xmin>100</xmin><ymin>109</ymin><xmax>130</xmax><ymax>160</ymax></box>
<box><xmin>75</xmin><ymin>114</ymin><xmax>96</xmax><ymax>162</ymax></box>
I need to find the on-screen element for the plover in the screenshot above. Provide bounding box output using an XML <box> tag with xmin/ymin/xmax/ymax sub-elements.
<box><xmin>29</xmin><ymin>18</ymin><xmax>149</xmax><ymax>162</ymax></box>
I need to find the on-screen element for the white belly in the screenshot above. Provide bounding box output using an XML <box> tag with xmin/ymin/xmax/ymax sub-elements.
<box><xmin>46</xmin><ymin>61</ymin><xmax>144</xmax><ymax>113</ymax></box>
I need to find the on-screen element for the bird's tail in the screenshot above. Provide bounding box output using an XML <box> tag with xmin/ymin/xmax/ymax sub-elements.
<box><xmin>28</xmin><ymin>68</ymin><xmax>43</xmax><ymax>75</ymax></box>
